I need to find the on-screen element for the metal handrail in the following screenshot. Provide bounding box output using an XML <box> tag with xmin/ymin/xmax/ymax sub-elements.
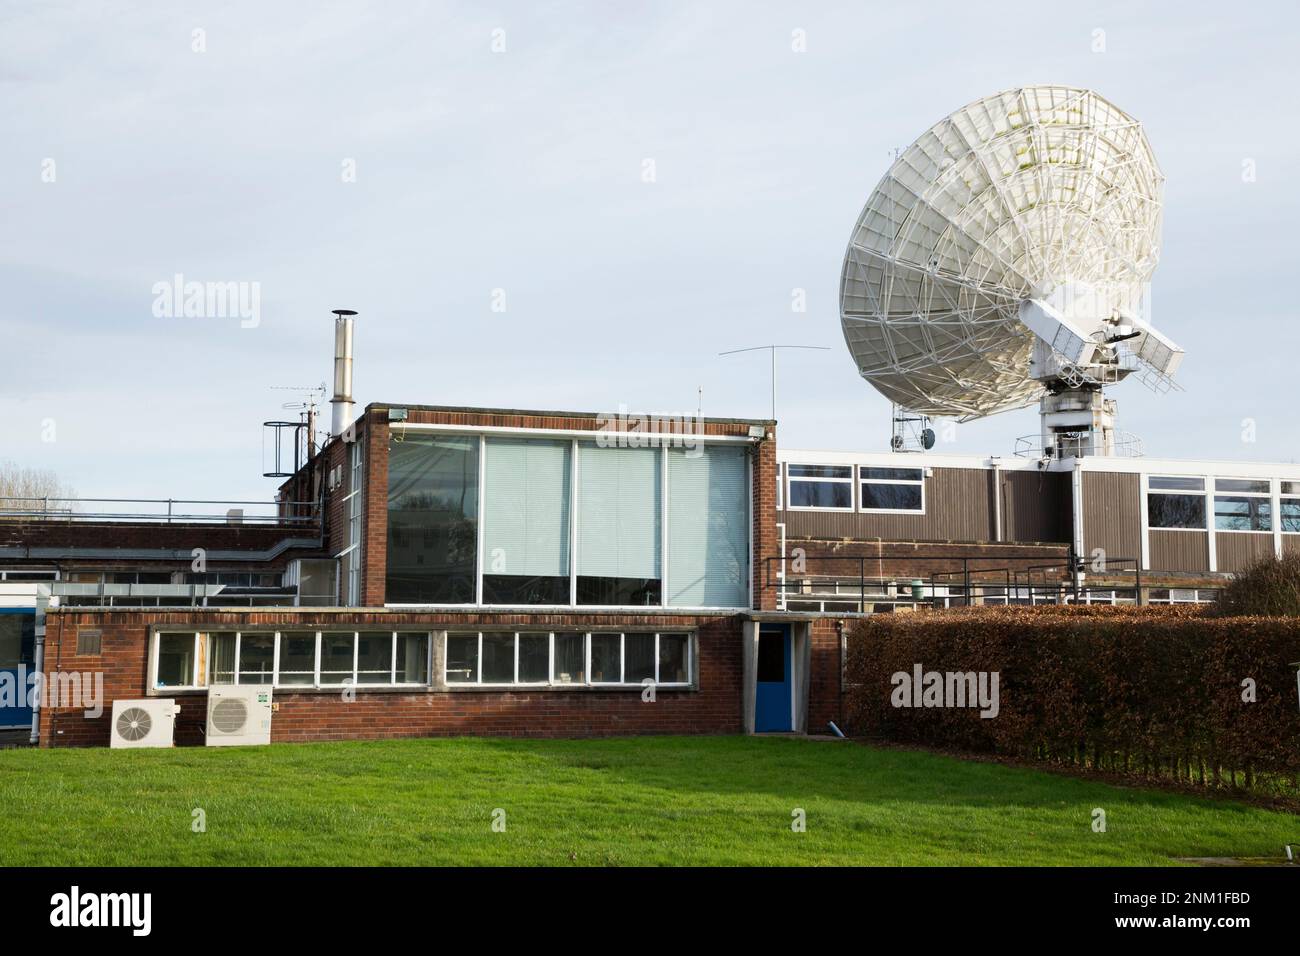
<box><xmin>0</xmin><ymin>496</ymin><xmax>319</xmax><ymax>525</ymax></box>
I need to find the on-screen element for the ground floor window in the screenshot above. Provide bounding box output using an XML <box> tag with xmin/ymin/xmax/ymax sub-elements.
<box><xmin>151</xmin><ymin>631</ymin><xmax>431</xmax><ymax>690</ymax></box>
<box><xmin>445</xmin><ymin>631</ymin><xmax>691</xmax><ymax>688</ymax></box>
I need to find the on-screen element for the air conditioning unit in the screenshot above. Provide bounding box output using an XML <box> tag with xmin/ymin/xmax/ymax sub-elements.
<box><xmin>206</xmin><ymin>685</ymin><xmax>273</xmax><ymax>746</ymax></box>
<box><xmin>110</xmin><ymin>699</ymin><xmax>182</xmax><ymax>749</ymax></box>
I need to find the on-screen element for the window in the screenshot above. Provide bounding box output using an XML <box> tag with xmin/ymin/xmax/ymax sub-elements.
<box><xmin>1282</xmin><ymin>498</ymin><xmax>1300</xmax><ymax>533</ymax></box>
<box><xmin>153</xmin><ymin>631</ymin><xmax>431</xmax><ymax>689</ymax></box>
<box><xmin>0</xmin><ymin>612</ymin><xmax>35</xmax><ymax>668</ymax></box>
<box><xmin>1147</xmin><ymin>476</ymin><xmax>1206</xmax><ymax>530</ymax></box>
<box><xmin>577</xmin><ymin>444</ymin><xmax>661</xmax><ymax>605</ymax></box>
<box><xmin>443</xmin><ymin>632</ymin><xmax>690</xmax><ymax>687</ymax></box>
<box><xmin>482</xmin><ymin>438</ymin><xmax>571</xmax><ymax>605</ymax></box>
<box><xmin>666</xmin><ymin>445</ymin><xmax>748</xmax><ymax>607</ymax></box>
<box><xmin>787</xmin><ymin>464</ymin><xmax>852</xmax><ymax>509</ymax></box>
<box><xmin>1214</xmin><ymin>478</ymin><xmax>1271</xmax><ymax>532</ymax></box>
<box><xmin>386</xmin><ymin>434</ymin><xmax>479</xmax><ymax>604</ymax></box>
<box><xmin>340</xmin><ymin>440</ymin><xmax>364</xmax><ymax>606</ymax></box>
<box><xmin>776</xmin><ymin>463</ymin><xmax>783</xmax><ymax>510</ymax></box>
<box><xmin>860</xmin><ymin>467</ymin><xmax>924</xmax><ymax>512</ymax></box>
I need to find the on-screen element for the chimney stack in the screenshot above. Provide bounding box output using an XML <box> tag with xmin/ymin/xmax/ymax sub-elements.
<box><xmin>330</xmin><ymin>309</ymin><xmax>358</xmax><ymax>436</ymax></box>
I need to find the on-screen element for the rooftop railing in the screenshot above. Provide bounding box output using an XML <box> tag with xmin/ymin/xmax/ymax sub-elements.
<box><xmin>0</xmin><ymin>496</ymin><xmax>319</xmax><ymax>526</ymax></box>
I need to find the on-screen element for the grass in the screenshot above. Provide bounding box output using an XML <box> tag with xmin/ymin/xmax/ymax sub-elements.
<box><xmin>0</xmin><ymin>736</ymin><xmax>1296</xmax><ymax>866</ymax></box>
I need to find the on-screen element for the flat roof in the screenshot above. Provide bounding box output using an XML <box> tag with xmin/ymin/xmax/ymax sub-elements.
<box><xmin>368</xmin><ymin>402</ymin><xmax>774</xmax><ymax>427</ymax></box>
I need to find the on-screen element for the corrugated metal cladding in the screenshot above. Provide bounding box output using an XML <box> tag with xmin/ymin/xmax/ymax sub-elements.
<box><xmin>1215</xmin><ymin>532</ymin><xmax>1275</xmax><ymax>572</ymax></box>
<box><xmin>779</xmin><ymin>467</ymin><xmax>1070</xmax><ymax>544</ymax></box>
<box><xmin>1081</xmin><ymin>472</ymin><xmax>1142</xmax><ymax>565</ymax></box>
<box><xmin>1285</xmin><ymin>537</ymin><xmax>1300</xmax><ymax>556</ymax></box>
<box><xmin>1149</xmin><ymin>529</ymin><xmax>1209</xmax><ymax>572</ymax></box>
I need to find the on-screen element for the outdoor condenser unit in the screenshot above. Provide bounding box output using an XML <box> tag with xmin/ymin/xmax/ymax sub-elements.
<box><xmin>205</xmin><ymin>685</ymin><xmax>273</xmax><ymax>747</ymax></box>
<box><xmin>110</xmin><ymin>699</ymin><xmax>182</xmax><ymax>749</ymax></box>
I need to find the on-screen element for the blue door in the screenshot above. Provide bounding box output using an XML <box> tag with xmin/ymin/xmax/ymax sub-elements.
<box><xmin>0</xmin><ymin>609</ymin><xmax>36</xmax><ymax>729</ymax></box>
<box><xmin>755</xmin><ymin>625</ymin><xmax>792</xmax><ymax>733</ymax></box>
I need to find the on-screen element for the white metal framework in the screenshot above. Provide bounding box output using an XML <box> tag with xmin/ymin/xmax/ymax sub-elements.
<box><xmin>840</xmin><ymin>86</ymin><xmax>1167</xmax><ymax>420</ymax></box>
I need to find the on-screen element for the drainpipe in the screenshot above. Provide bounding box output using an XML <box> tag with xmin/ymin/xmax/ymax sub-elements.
<box><xmin>990</xmin><ymin>458</ymin><xmax>1003</xmax><ymax>542</ymax></box>
<box><xmin>1070</xmin><ymin>459</ymin><xmax>1085</xmax><ymax>596</ymax></box>
<box><xmin>28</xmin><ymin>585</ymin><xmax>48</xmax><ymax>745</ymax></box>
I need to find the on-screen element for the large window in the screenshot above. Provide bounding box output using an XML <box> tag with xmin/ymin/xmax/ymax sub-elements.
<box><xmin>386</xmin><ymin>435</ymin><xmax>479</xmax><ymax>603</ymax></box>
<box><xmin>445</xmin><ymin>631</ymin><xmax>690</xmax><ymax>687</ymax></box>
<box><xmin>341</xmin><ymin>440</ymin><xmax>364</xmax><ymax>606</ymax></box>
<box><xmin>482</xmin><ymin>438</ymin><xmax>571</xmax><ymax>605</ymax></box>
<box><xmin>576</xmin><ymin>443</ymin><xmax>661</xmax><ymax>605</ymax></box>
<box><xmin>786</xmin><ymin>464</ymin><xmax>852</xmax><ymax>509</ymax></box>
<box><xmin>1214</xmin><ymin>478</ymin><xmax>1271</xmax><ymax>532</ymax></box>
<box><xmin>384</xmin><ymin>433</ymin><xmax>750</xmax><ymax>609</ymax></box>
<box><xmin>1147</xmin><ymin>476</ymin><xmax>1206</xmax><ymax>530</ymax></box>
<box><xmin>860</xmin><ymin>467</ymin><xmax>924</xmax><ymax>512</ymax></box>
<box><xmin>666</xmin><ymin>445</ymin><xmax>748</xmax><ymax>607</ymax></box>
<box><xmin>152</xmin><ymin>631</ymin><xmax>431</xmax><ymax>689</ymax></box>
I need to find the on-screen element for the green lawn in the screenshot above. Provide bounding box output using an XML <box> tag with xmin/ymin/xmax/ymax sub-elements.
<box><xmin>0</xmin><ymin>736</ymin><xmax>1295</xmax><ymax>866</ymax></box>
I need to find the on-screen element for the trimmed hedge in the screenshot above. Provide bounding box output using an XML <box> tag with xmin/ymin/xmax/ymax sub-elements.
<box><xmin>1213</xmin><ymin>552</ymin><xmax>1300</xmax><ymax>617</ymax></box>
<box><xmin>844</xmin><ymin>605</ymin><xmax>1300</xmax><ymax>794</ymax></box>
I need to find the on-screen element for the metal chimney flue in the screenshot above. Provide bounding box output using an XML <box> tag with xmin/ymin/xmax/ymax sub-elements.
<box><xmin>330</xmin><ymin>309</ymin><xmax>358</xmax><ymax>436</ymax></box>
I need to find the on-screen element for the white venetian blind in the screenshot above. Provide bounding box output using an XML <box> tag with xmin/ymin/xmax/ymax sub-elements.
<box><xmin>483</xmin><ymin>438</ymin><xmax>571</xmax><ymax>577</ymax></box>
<box><xmin>666</xmin><ymin>445</ymin><xmax>749</xmax><ymax>607</ymax></box>
<box><xmin>577</xmin><ymin>443</ymin><xmax>661</xmax><ymax>579</ymax></box>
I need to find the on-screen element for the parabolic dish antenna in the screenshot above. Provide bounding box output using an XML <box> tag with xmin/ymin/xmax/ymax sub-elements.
<box><xmin>840</xmin><ymin>86</ymin><xmax>1183</xmax><ymax>448</ymax></box>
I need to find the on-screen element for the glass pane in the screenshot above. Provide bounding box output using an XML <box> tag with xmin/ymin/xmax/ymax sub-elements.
<box><xmin>1282</xmin><ymin>498</ymin><xmax>1300</xmax><ymax>533</ymax></box>
<box><xmin>446</xmin><ymin>634</ymin><xmax>478</xmax><ymax>683</ymax></box>
<box><xmin>590</xmin><ymin>633</ymin><xmax>621</xmax><ymax>683</ymax></box>
<box><xmin>156</xmin><ymin>633</ymin><xmax>194</xmax><ymax>687</ymax></box>
<box><xmin>483</xmin><ymin>438</ymin><xmax>571</xmax><ymax>605</ymax></box>
<box><xmin>395</xmin><ymin>634</ymin><xmax>429</xmax><ymax>683</ymax></box>
<box><xmin>862</xmin><ymin>483</ymin><xmax>922</xmax><ymax>511</ymax></box>
<box><xmin>658</xmin><ymin>633</ymin><xmax>688</xmax><ymax>683</ymax></box>
<box><xmin>624</xmin><ymin>634</ymin><xmax>655</xmax><ymax>684</ymax></box>
<box><xmin>1282</xmin><ymin>481</ymin><xmax>1300</xmax><ymax>496</ymax></box>
<box><xmin>577</xmin><ymin>444</ymin><xmax>660</xmax><ymax>599</ymax></box>
<box><xmin>666</xmin><ymin>445</ymin><xmax>748</xmax><ymax>607</ymax></box>
<box><xmin>553</xmin><ymin>632</ymin><xmax>585</xmax><ymax>684</ymax></box>
<box><xmin>1215</xmin><ymin>478</ymin><xmax>1269</xmax><ymax>494</ymax></box>
<box><xmin>1214</xmin><ymin>495</ymin><xmax>1271</xmax><ymax>532</ymax></box>
<box><xmin>481</xmin><ymin>632</ymin><xmax>515</xmax><ymax>684</ymax></box>
<box><xmin>576</xmin><ymin>576</ymin><xmax>661</xmax><ymax>606</ymax></box>
<box><xmin>1149</xmin><ymin>476</ymin><xmax>1204</xmax><ymax>491</ymax></box>
<box><xmin>861</xmin><ymin>467</ymin><xmax>922</xmax><ymax>481</ymax></box>
<box><xmin>356</xmin><ymin>631</ymin><xmax>393</xmax><ymax>685</ymax></box>
<box><xmin>1147</xmin><ymin>493</ymin><xmax>1205</xmax><ymax>529</ymax></box>
<box><xmin>319</xmin><ymin>632</ymin><xmax>355</xmax><ymax>684</ymax></box>
<box><xmin>789</xmin><ymin>481</ymin><xmax>851</xmax><ymax>508</ymax></box>
<box><xmin>278</xmin><ymin>633</ymin><xmax>317</xmax><ymax>685</ymax></box>
<box><xmin>518</xmin><ymin>633</ymin><xmax>549</xmax><ymax>683</ymax></box>
<box><xmin>386</xmin><ymin>435</ymin><xmax>479</xmax><ymax>604</ymax></box>
<box><xmin>210</xmin><ymin>632</ymin><xmax>237</xmax><ymax>684</ymax></box>
<box><xmin>787</xmin><ymin>464</ymin><xmax>851</xmax><ymax>479</ymax></box>
<box><xmin>239</xmin><ymin>633</ymin><xmax>275</xmax><ymax>685</ymax></box>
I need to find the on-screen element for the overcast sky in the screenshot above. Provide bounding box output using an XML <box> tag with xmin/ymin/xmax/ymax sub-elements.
<box><xmin>2</xmin><ymin>1</ymin><xmax>1297</xmax><ymax>505</ymax></box>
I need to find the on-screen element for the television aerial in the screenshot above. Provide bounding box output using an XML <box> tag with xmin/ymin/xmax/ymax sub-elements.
<box><xmin>839</xmin><ymin>86</ymin><xmax>1184</xmax><ymax>458</ymax></box>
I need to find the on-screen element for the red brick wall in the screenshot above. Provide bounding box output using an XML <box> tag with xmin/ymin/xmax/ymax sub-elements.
<box><xmin>39</xmin><ymin>608</ymin><xmax>746</xmax><ymax>747</ymax></box>
<box><xmin>808</xmin><ymin>618</ymin><xmax>843</xmax><ymax>731</ymax></box>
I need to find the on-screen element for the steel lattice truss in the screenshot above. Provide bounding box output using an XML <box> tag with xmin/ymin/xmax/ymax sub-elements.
<box><xmin>840</xmin><ymin>86</ymin><xmax>1164</xmax><ymax>419</ymax></box>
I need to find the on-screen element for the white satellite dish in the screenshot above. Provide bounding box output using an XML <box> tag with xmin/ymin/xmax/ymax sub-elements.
<box><xmin>840</xmin><ymin>86</ymin><xmax>1183</xmax><ymax>458</ymax></box>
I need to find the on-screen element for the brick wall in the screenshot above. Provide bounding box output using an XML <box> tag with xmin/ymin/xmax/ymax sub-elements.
<box><xmin>39</xmin><ymin>608</ymin><xmax>747</xmax><ymax>747</ymax></box>
<box><xmin>807</xmin><ymin>618</ymin><xmax>843</xmax><ymax>731</ymax></box>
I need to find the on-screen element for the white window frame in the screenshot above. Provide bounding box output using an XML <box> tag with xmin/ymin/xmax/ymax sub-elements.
<box><xmin>149</xmin><ymin>629</ymin><xmax>432</xmax><ymax>691</ymax></box>
<box><xmin>1212</xmin><ymin>477</ymin><xmax>1273</xmax><ymax>534</ymax></box>
<box><xmin>442</xmin><ymin>631</ymin><xmax>692</xmax><ymax>689</ymax></box>
<box><xmin>785</xmin><ymin>463</ymin><xmax>854</xmax><ymax>512</ymax></box>
<box><xmin>858</xmin><ymin>466</ymin><xmax>925</xmax><ymax>515</ymax></box>
<box><xmin>1145</xmin><ymin>475</ymin><xmax>1209</xmax><ymax>531</ymax></box>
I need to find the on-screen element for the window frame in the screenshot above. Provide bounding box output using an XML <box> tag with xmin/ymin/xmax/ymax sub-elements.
<box><xmin>1146</xmin><ymin>475</ymin><xmax>1208</xmax><ymax>531</ymax></box>
<box><xmin>148</xmin><ymin>629</ymin><xmax>432</xmax><ymax>691</ymax></box>
<box><xmin>441</xmin><ymin>630</ymin><xmax>693</xmax><ymax>689</ymax></box>
<box><xmin>785</xmin><ymin>463</ymin><xmax>855</xmax><ymax>512</ymax></box>
<box><xmin>858</xmin><ymin>466</ymin><xmax>925</xmax><ymax>515</ymax></box>
<box><xmin>1212</xmin><ymin>477</ymin><xmax>1272</xmax><ymax>533</ymax></box>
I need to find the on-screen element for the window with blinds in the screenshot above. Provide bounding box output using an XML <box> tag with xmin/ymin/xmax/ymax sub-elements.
<box><xmin>576</xmin><ymin>443</ymin><xmax>662</xmax><ymax>605</ymax></box>
<box><xmin>666</xmin><ymin>445</ymin><xmax>748</xmax><ymax>607</ymax></box>
<box><xmin>482</xmin><ymin>438</ymin><xmax>572</xmax><ymax>604</ymax></box>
